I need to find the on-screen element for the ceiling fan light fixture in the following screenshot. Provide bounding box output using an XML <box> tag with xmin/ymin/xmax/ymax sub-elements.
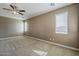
<box><xmin>16</xmin><ymin>12</ymin><xmax>19</xmax><ymax>14</ymax></box>
<box><xmin>3</xmin><ymin>4</ymin><xmax>25</xmax><ymax>16</ymax></box>
<box><xmin>13</xmin><ymin>11</ymin><xmax>17</xmax><ymax>14</ymax></box>
<box><xmin>13</xmin><ymin>11</ymin><xmax>18</xmax><ymax>14</ymax></box>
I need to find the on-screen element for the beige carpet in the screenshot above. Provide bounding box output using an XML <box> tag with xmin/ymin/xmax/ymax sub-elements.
<box><xmin>0</xmin><ymin>36</ymin><xmax>79</xmax><ymax>56</ymax></box>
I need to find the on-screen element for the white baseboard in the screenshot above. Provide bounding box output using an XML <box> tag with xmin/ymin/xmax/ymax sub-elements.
<box><xmin>0</xmin><ymin>36</ymin><xmax>22</xmax><ymax>40</ymax></box>
<box><xmin>26</xmin><ymin>36</ymin><xmax>79</xmax><ymax>52</ymax></box>
<box><xmin>0</xmin><ymin>35</ymin><xmax>79</xmax><ymax>52</ymax></box>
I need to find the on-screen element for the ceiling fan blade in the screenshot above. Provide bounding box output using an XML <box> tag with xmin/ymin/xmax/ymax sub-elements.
<box><xmin>3</xmin><ymin>8</ymin><xmax>12</xmax><ymax>11</ymax></box>
<box><xmin>14</xmin><ymin>5</ymin><xmax>18</xmax><ymax>10</ymax></box>
<box><xmin>19</xmin><ymin>10</ymin><xmax>25</xmax><ymax>12</ymax></box>
<box><xmin>18</xmin><ymin>12</ymin><xmax>23</xmax><ymax>15</ymax></box>
<box><xmin>10</xmin><ymin>5</ymin><xmax>14</xmax><ymax>9</ymax></box>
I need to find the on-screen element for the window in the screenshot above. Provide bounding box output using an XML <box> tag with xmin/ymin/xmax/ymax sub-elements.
<box><xmin>55</xmin><ymin>12</ymin><xmax>68</xmax><ymax>34</ymax></box>
<box><xmin>24</xmin><ymin>21</ymin><xmax>28</xmax><ymax>32</ymax></box>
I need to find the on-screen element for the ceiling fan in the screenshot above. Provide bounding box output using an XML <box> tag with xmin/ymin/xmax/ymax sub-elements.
<box><xmin>2</xmin><ymin>4</ymin><xmax>25</xmax><ymax>16</ymax></box>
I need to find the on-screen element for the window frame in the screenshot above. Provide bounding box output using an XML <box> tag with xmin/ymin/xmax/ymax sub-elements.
<box><xmin>55</xmin><ymin>12</ymin><xmax>68</xmax><ymax>34</ymax></box>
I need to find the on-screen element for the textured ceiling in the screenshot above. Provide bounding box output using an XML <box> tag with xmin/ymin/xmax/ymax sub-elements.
<box><xmin>0</xmin><ymin>3</ymin><xmax>72</xmax><ymax>20</ymax></box>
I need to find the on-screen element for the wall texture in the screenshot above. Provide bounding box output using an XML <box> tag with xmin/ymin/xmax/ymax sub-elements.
<box><xmin>0</xmin><ymin>16</ymin><xmax>23</xmax><ymax>38</ymax></box>
<box><xmin>25</xmin><ymin>4</ymin><xmax>79</xmax><ymax>48</ymax></box>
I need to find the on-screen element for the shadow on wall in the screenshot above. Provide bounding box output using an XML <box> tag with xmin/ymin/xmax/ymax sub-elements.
<box><xmin>0</xmin><ymin>16</ymin><xmax>23</xmax><ymax>38</ymax></box>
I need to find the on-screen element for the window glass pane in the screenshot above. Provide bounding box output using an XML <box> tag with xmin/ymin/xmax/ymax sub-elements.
<box><xmin>25</xmin><ymin>21</ymin><xmax>28</xmax><ymax>32</ymax></box>
<box><xmin>55</xmin><ymin>12</ymin><xmax>68</xmax><ymax>34</ymax></box>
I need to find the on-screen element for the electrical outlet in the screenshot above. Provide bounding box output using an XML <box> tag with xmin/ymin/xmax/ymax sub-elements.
<box><xmin>53</xmin><ymin>38</ymin><xmax>54</xmax><ymax>40</ymax></box>
<box><xmin>50</xmin><ymin>38</ymin><xmax>54</xmax><ymax>41</ymax></box>
<box><xmin>50</xmin><ymin>38</ymin><xmax>51</xmax><ymax>40</ymax></box>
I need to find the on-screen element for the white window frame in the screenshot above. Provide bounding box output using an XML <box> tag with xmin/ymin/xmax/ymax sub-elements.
<box><xmin>25</xmin><ymin>21</ymin><xmax>28</xmax><ymax>32</ymax></box>
<box><xmin>55</xmin><ymin>12</ymin><xmax>68</xmax><ymax>34</ymax></box>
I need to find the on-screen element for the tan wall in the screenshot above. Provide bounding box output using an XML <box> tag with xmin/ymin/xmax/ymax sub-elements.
<box><xmin>25</xmin><ymin>4</ymin><xmax>79</xmax><ymax>48</ymax></box>
<box><xmin>0</xmin><ymin>16</ymin><xmax>23</xmax><ymax>38</ymax></box>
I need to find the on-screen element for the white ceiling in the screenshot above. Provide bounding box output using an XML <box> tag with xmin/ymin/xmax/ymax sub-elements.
<box><xmin>0</xmin><ymin>3</ymin><xmax>72</xmax><ymax>20</ymax></box>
